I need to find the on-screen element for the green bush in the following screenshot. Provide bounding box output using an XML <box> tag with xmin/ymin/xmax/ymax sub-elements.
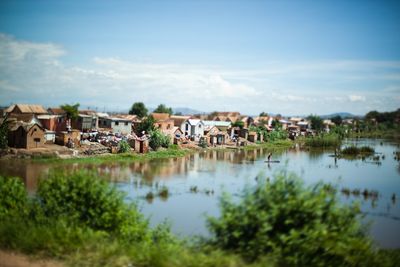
<box><xmin>118</xmin><ymin>140</ymin><xmax>131</xmax><ymax>153</ymax></box>
<box><xmin>207</xmin><ymin>172</ymin><xmax>377</xmax><ymax>266</ymax></box>
<box><xmin>0</xmin><ymin>176</ymin><xmax>28</xmax><ymax>219</ymax></box>
<box><xmin>149</xmin><ymin>130</ymin><xmax>170</xmax><ymax>150</ymax></box>
<box><xmin>37</xmin><ymin>171</ymin><xmax>148</xmax><ymax>241</ymax></box>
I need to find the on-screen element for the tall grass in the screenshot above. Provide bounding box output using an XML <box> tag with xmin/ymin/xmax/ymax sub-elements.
<box><xmin>304</xmin><ymin>134</ymin><xmax>341</xmax><ymax>148</ymax></box>
<box><xmin>341</xmin><ymin>146</ymin><xmax>375</xmax><ymax>155</ymax></box>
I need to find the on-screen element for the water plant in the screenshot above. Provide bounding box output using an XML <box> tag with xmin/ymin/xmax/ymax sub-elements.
<box><xmin>158</xmin><ymin>186</ymin><xmax>169</xmax><ymax>199</ymax></box>
<box><xmin>190</xmin><ymin>186</ymin><xmax>198</xmax><ymax>193</ymax></box>
<box><xmin>304</xmin><ymin>134</ymin><xmax>341</xmax><ymax>148</ymax></box>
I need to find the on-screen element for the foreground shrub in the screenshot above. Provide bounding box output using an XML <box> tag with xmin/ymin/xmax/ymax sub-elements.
<box><xmin>207</xmin><ymin>172</ymin><xmax>377</xmax><ymax>266</ymax></box>
<box><xmin>37</xmin><ymin>171</ymin><xmax>148</xmax><ymax>241</ymax></box>
<box><xmin>0</xmin><ymin>176</ymin><xmax>28</xmax><ymax>219</ymax></box>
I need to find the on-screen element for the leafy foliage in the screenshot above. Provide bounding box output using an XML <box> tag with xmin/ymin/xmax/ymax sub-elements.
<box><xmin>308</xmin><ymin>114</ymin><xmax>324</xmax><ymax>132</ymax></box>
<box><xmin>129</xmin><ymin>102</ymin><xmax>148</xmax><ymax>118</ymax></box>
<box><xmin>231</xmin><ymin>121</ymin><xmax>244</xmax><ymax>129</ymax></box>
<box><xmin>135</xmin><ymin>116</ymin><xmax>156</xmax><ymax>136</ymax></box>
<box><xmin>60</xmin><ymin>103</ymin><xmax>80</xmax><ymax>120</ymax></box>
<box><xmin>0</xmin><ymin>117</ymin><xmax>8</xmax><ymax>149</ymax></box>
<box><xmin>341</xmin><ymin>146</ymin><xmax>374</xmax><ymax>155</ymax></box>
<box><xmin>154</xmin><ymin>104</ymin><xmax>173</xmax><ymax>115</ymax></box>
<box><xmin>37</xmin><ymin>171</ymin><xmax>148</xmax><ymax>240</ymax></box>
<box><xmin>208</xmin><ymin>172</ymin><xmax>378</xmax><ymax>266</ymax></box>
<box><xmin>118</xmin><ymin>140</ymin><xmax>131</xmax><ymax>153</ymax></box>
<box><xmin>0</xmin><ymin>176</ymin><xmax>28</xmax><ymax>219</ymax></box>
<box><xmin>331</xmin><ymin>115</ymin><xmax>343</xmax><ymax>126</ymax></box>
<box><xmin>149</xmin><ymin>129</ymin><xmax>171</xmax><ymax>150</ymax></box>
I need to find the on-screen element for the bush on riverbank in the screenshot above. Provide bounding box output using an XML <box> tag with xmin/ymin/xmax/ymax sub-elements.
<box><xmin>1</xmin><ymin>171</ymin><xmax>399</xmax><ymax>266</ymax></box>
<box><xmin>304</xmin><ymin>134</ymin><xmax>341</xmax><ymax>148</ymax></box>
<box><xmin>207</xmin><ymin>172</ymin><xmax>378</xmax><ymax>266</ymax></box>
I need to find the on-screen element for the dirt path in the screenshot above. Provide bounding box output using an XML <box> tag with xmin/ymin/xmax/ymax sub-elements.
<box><xmin>0</xmin><ymin>250</ymin><xmax>64</xmax><ymax>267</ymax></box>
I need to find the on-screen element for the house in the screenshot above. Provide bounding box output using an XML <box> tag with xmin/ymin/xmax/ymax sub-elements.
<box><xmin>278</xmin><ymin>119</ymin><xmax>289</xmax><ymax>130</ymax></box>
<box><xmin>184</xmin><ymin>119</ymin><xmax>204</xmax><ymax>141</ymax></box>
<box><xmin>170</xmin><ymin>115</ymin><xmax>191</xmax><ymax>133</ymax></box>
<box><xmin>202</xmin><ymin>120</ymin><xmax>231</xmax><ymax>132</ymax></box>
<box><xmin>163</xmin><ymin>126</ymin><xmax>184</xmax><ymax>144</ymax></box>
<box><xmin>323</xmin><ymin>120</ymin><xmax>335</xmax><ymax>133</ymax></box>
<box><xmin>5</xmin><ymin>104</ymin><xmax>48</xmax><ymax>116</ymax></box>
<box><xmin>212</xmin><ymin>112</ymin><xmax>241</xmax><ymax>123</ymax></box>
<box><xmin>8</xmin><ymin>122</ymin><xmax>45</xmax><ymax>149</ymax></box>
<box><xmin>37</xmin><ymin>114</ymin><xmax>67</xmax><ymax>133</ymax></box>
<box><xmin>98</xmin><ymin>117</ymin><xmax>132</xmax><ymax>134</ymax></box>
<box><xmin>297</xmin><ymin>121</ymin><xmax>310</xmax><ymax>132</ymax></box>
<box><xmin>47</xmin><ymin>108</ymin><xmax>66</xmax><ymax>115</ymax></box>
<box><xmin>240</xmin><ymin>116</ymin><xmax>254</xmax><ymax>128</ymax></box>
<box><xmin>73</xmin><ymin>114</ymin><xmax>94</xmax><ymax>132</ymax></box>
<box><xmin>248</xmin><ymin>131</ymin><xmax>257</xmax><ymax>143</ymax></box>
<box><xmin>204</xmin><ymin>125</ymin><xmax>228</xmax><ymax>146</ymax></box>
<box><xmin>55</xmin><ymin>130</ymin><xmax>81</xmax><ymax>147</ymax></box>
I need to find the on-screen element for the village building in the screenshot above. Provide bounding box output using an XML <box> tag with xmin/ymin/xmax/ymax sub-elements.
<box><xmin>7</xmin><ymin>121</ymin><xmax>45</xmax><ymax>149</ymax></box>
<box><xmin>212</xmin><ymin>112</ymin><xmax>241</xmax><ymax>123</ymax></box>
<box><xmin>204</xmin><ymin>125</ymin><xmax>228</xmax><ymax>146</ymax></box>
<box><xmin>98</xmin><ymin>117</ymin><xmax>132</xmax><ymax>135</ymax></box>
<box><xmin>323</xmin><ymin>119</ymin><xmax>335</xmax><ymax>133</ymax></box>
<box><xmin>184</xmin><ymin>119</ymin><xmax>204</xmax><ymax>141</ymax></box>
<box><xmin>170</xmin><ymin>115</ymin><xmax>191</xmax><ymax>133</ymax></box>
<box><xmin>56</xmin><ymin>130</ymin><xmax>81</xmax><ymax>147</ymax></box>
<box><xmin>202</xmin><ymin>120</ymin><xmax>231</xmax><ymax>132</ymax></box>
<box><xmin>5</xmin><ymin>104</ymin><xmax>48</xmax><ymax>116</ymax></box>
<box><xmin>248</xmin><ymin>131</ymin><xmax>258</xmax><ymax>143</ymax></box>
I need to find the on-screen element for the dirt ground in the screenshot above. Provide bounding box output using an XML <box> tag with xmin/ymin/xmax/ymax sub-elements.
<box><xmin>0</xmin><ymin>251</ymin><xmax>64</xmax><ymax>267</ymax></box>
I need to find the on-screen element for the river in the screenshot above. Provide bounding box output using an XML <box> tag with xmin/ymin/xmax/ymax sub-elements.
<box><xmin>1</xmin><ymin>138</ymin><xmax>399</xmax><ymax>248</ymax></box>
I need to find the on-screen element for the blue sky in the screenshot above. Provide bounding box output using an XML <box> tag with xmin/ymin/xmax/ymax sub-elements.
<box><xmin>0</xmin><ymin>0</ymin><xmax>399</xmax><ymax>115</ymax></box>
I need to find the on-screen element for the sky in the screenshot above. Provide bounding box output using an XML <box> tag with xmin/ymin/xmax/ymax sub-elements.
<box><xmin>0</xmin><ymin>0</ymin><xmax>399</xmax><ymax>115</ymax></box>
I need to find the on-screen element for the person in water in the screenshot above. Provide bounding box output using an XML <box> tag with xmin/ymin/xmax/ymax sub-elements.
<box><xmin>267</xmin><ymin>153</ymin><xmax>272</xmax><ymax>162</ymax></box>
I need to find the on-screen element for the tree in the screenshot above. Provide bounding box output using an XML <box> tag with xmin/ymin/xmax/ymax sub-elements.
<box><xmin>271</xmin><ymin>119</ymin><xmax>282</xmax><ymax>129</ymax></box>
<box><xmin>331</xmin><ymin>115</ymin><xmax>342</xmax><ymax>126</ymax></box>
<box><xmin>154</xmin><ymin>104</ymin><xmax>173</xmax><ymax>115</ymax></box>
<box><xmin>231</xmin><ymin>121</ymin><xmax>244</xmax><ymax>129</ymax></box>
<box><xmin>129</xmin><ymin>102</ymin><xmax>148</xmax><ymax>118</ymax></box>
<box><xmin>308</xmin><ymin>114</ymin><xmax>324</xmax><ymax>132</ymax></box>
<box><xmin>0</xmin><ymin>117</ymin><xmax>9</xmax><ymax>149</ymax></box>
<box><xmin>149</xmin><ymin>129</ymin><xmax>170</xmax><ymax>150</ymax></box>
<box><xmin>60</xmin><ymin>103</ymin><xmax>79</xmax><ymax>120</ymax></box>
<box><xmin>259</xmin><ymin>112</ymin><xmax>268</xmax><ymax>116</ymax></box>
<box><xmin>134</xmin><ymin>116</ymin><xmax>155</xmax><ymax>136</ymax></box>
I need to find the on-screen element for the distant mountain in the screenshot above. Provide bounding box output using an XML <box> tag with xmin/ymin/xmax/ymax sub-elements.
<box><xmin>320</xmin><ymin>112</ymin><xmax>357</xmax><ymax>119</ymax></box>
<box><xmin>172</xmin><ymin>107</ymin><xmax>205</xmax><ymax>115</ymax></box>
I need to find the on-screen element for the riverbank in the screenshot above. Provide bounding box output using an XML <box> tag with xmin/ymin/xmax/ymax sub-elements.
<box><xmin>0</xmin><ymin>139</ymin><xmax>295</xmax><ymax>165</ymax></box>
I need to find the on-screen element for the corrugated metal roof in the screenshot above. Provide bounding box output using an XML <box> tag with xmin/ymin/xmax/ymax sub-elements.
<box><xmin>203</xmin><ymin>120</ymin><xmax>231</xmax><ymax>127</ymax></box>
<box><xmin>7</xmin><ymin>104</ymin><xmax>48</xmax><ymax>114</ymax></box>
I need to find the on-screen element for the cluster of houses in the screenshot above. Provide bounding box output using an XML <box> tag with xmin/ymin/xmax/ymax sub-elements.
<box><xmin>0</xmin><ymin>104</ymin><xmax>341</xmax><ymax>153</ymax></box>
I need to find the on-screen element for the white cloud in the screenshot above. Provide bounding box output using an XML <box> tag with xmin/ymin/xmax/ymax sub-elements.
<box><xmin>348</xmin><ymin>95</ymin><xmax>366</xmax><ymax>102</ymax></box>
<box><xmin>0</xmin><ymin>33</ymin><xmax>399</xmax><ymax>115</ymax></box>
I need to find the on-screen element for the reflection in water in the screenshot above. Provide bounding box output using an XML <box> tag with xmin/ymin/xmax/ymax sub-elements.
<box><xmin>0</xmin><ymin>139</ymin><xmax>399</xmax><ymax>248</ymax></box>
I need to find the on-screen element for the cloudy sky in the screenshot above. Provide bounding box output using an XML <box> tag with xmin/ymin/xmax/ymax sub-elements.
<box><xmin>0</xmin><ymin>0</ymin><xmax>399</xmax><ymax>115</ymax></box>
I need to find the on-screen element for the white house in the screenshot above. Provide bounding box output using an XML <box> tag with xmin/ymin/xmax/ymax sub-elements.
<box><xmin>184</xmin><ymin>119</ymin><xmax>204</xmax><ymax>141</ymax></box>
<box><xmin>99</xmin><ymin>117</ymin><xmax>132</xmax><ymax>135</ymax></box>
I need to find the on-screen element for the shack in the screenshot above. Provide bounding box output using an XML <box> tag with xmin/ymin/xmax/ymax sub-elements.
<box><xmin>8</xmin><ymin>122</ymin><xmax>45</xmax><ymax>149</ymax></box>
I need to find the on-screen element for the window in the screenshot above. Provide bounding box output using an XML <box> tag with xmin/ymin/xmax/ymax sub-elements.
<box><xmin>125</xmin><ymin>122</ymin><xmax>128</xmax><ymax>126</ymax></box>
<box><xmin>115</xmin><ymin>121</ymin><xmax>119</xmax><ymax>126</ymax></box>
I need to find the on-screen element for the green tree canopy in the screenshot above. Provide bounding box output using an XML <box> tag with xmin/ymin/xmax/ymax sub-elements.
<box><xmin>308</xmin><ymin>114</ymin><xmax>324</xmax><ymax>132</ymax></box>
<box><xmin>0</xmin><ymin>117</ymin><xmax>9</xmax><ymax>149</ymax></box>
<box><xmin>331</xmin><ymin>115</ymin><xmax>342</xmax><ymax>126</ymax></box>
<box><xmin>129</xmin><ymin>102</ymin><xmax>148</xmax><ymax>118</ymax></box>
<box><xmin>134</xmin><ymin>116</ymin><xmax>155</xmax><ymax>136</ymax></box>
<box><xmin>154</xmin><ymin>104</ymin><xmax>173</xmax><ymax>115</ymax></box>
<box><xmin>259</xmin><ymin>112</ymin><xmax>268</xmax><ymax>116</ymax></box>
<box><xmin>231</xmin><ymin>121</ymin><xmax>244</xmax><ymax>129</ymax></box>
<box><xmin>60</xmin><ymin>103</ymin><xmax>80</xmax><ymax>120</ymax></box>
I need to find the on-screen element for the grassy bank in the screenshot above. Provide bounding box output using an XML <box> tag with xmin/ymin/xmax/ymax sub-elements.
<box><xmin>32</xmin><ymin>147</ymin><xmax>191</xmax><ymax>164</ymax></box>
<box><xmin>1</xmin><ymin>171</ymin><xmax>399</xmax><ymax>266</ymax></box>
